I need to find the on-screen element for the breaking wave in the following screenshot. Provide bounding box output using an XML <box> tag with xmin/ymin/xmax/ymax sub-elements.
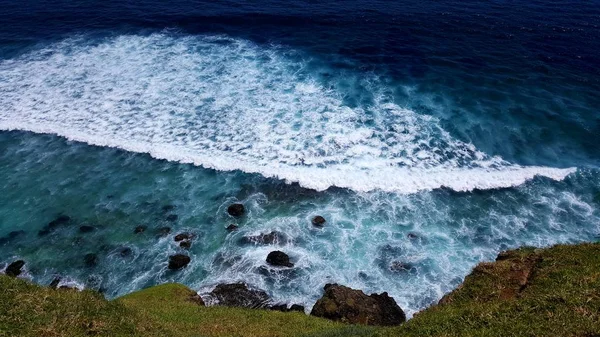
<box><xmin>0</xmin><ymin>33</ymin><xmax>575</xmax><ymax>193</ymax></box>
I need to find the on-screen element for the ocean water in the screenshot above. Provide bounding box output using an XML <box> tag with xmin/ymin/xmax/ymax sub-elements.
<box><xmin>0</xmin><ymin>0</ymin><xmax>599</xmax><ymax>317</ymax></box>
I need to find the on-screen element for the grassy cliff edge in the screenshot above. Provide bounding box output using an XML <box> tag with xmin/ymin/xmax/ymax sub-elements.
<box><xmin>1</xmin><ymin>242</ymin><xmax>599</xmax><ymax>337</ymax></box>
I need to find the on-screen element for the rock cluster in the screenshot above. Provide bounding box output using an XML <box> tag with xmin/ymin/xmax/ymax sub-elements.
<box><xmin>205</xmin><ymin>283</ymin><xmax>305</xmax><ymax>312</ymax></box>
<box><xmin>310</xmin><ymin>284</ymin><xmax>406</xmax><ymax>326</ymax></box>
<box><xmin>208</xmin><ymin>283</ymin><xmax>271</xmax><ymax>309</ymax></box>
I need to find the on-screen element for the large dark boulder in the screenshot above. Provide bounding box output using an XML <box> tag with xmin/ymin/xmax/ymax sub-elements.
<box><xmin>5</xmin><ymin>260</ymin><xmax>25</xmax><ymax>277</ymax></box>
<box><xmin>312</xmin><ymin>216</ymin><xmax>326</xmax><ymax>227</ymax></box>
<box><xmin>310</xmin><ymin>284</ymin><xmax>406</xmax><ymax>326</ymax></box>
<box><xmin>227</xmin><ymin>203</ymin><xmax>245</xmax><ymax>217</ymax></box>
<box><xmin>266</xmin><ymin>251</ymin><xmax>293</xmax><ymax>268</ymax></box>
<box><xmin>168</xmin><ymin>254</ymin><xmax>191</xmax><ymax>270</ymax></box>
<box><xmin>208</xmin><ymin>283</ymin><xmax>270</xmax><ymax>309</ymax></box>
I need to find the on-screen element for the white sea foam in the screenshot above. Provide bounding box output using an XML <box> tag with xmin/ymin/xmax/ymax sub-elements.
<box><xmin>0</xmin><ymin>33</ymin><xmax>575</xmax><ymax>193</ymax></box>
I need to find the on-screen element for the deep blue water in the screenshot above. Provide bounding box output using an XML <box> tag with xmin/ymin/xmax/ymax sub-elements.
<box><xmin>0</xmin><ymin>0</ymin><xmax>599</xmax><ymax>316</ymax></box>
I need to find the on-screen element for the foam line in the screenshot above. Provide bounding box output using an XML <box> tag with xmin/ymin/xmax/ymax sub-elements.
<box><xmin>0</xmin><ymin>33</ymin><xmax>576</xmax><ymax>193</ymax></box>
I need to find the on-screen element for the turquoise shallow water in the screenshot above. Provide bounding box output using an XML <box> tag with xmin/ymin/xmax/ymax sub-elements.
<box><xmin>1</xmin><ymin>130</ymin><xmax>599</xmax><ymax>316</ymax></box>
<box><xmin>1</xmin><ymin>0</ymin><xmax>599</xmax><ymax>318</ymax></box>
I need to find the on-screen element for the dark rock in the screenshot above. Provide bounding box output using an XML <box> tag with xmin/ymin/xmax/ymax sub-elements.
<box><xmin>134</xmin><ymin>225</ymin><xmax>147</xmax><ymax>234</ymax></box>
<box><xmin>227</xmin><ymin>203</ymin><xmax>245</xmax><ymax>217</ymax></box>
<box><xmin>310</xmin><ymin>284</ymin><xmax>406</xmax><ymax>326</ymax></box>
<box><xmin>270</xmin><ymin>303</ymin><xmax>305</xmax><ymax>312</ymax></box>
<box><xmin>166</xmin><ymin>214</ymin><xmax>178</xmax><ymax>222</ymax></box>
<box><xmin>407</xmin><ymin>233</ymin><xmax>419</xmax><ymax>239</ymax></box>
<box><xmin>162</xmin><ymin>204</ymin><xmax>176</xmax><ymax>212</ymax></box>
<box><xmin>226</xmin><ymin>224</ymin><xmax>238</xmax><ymax>232</ymax></box>
<box><xmin>79</xmin><ymin>225</ymin><xmax>95</xmax><ymax>233</ymax></box>
<box><xmin>266</xmin><ymin>251</ymin><xmax>293</xmax><ymax>268</ymax></box>
<box><xmin>84</xmin><ymin>253</ymin><xmax>98</xmax><ymax>267</ymax></box>
<box><xmin>168</xmin><ymin>254</ymin><xmax>190</xmax><ymax>270</ymax></box>
<box><xmin>290</xmin><ymin>304</ymin><xmax>305</xmax><ymax>312</ymax></box>
<box><xmin>49</xmin><ymin>277</ymin><xmax>61</xmax><ymax>289</ymax></box>
<box><xmin>269</xmin><ymin>304</ymin><xmax>287</xmax><ymax>311</ymax></box>
<box><xmin>180</xmin><ymin>241</ymin><xmax>191</xmax><ymax>249</ymax></box>
<box><xmin>208</xmin><ymin>283</ymin><xmax>270</xmax><ymax>308</ymax></box>
<box><xmin>241</xmin><ymin>231</ymin><xmax>288</xmax><ymax>245</ymax></box>
<box><xmin>174</xmin><ymin>233</ymin><xmax>192</xmax><ymax>242</ymax></box>
<box><xmin>120</xmin><ymin>247</ymin><xmax>133</xmax><ymax>257</ymax></box>
<box><xmin>157</xmin><ymin>227</ymin><xmax>171</xmax><ymax>237</ymax></box>
<box><xmin>5</xmin><ymin>260</ymin><xmax>25</xmax><ymax>277</ymax></box>
<box><xmin>312</xmin><ymin>215</ymin><xmax>326</xmax><ymax>227</ymax></box>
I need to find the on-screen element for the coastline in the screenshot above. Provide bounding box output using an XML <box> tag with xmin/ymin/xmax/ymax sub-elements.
<box><xmin>2</xmin><ymin>242</ymin><xmax>599</xmax><ymax>336</ymax></box>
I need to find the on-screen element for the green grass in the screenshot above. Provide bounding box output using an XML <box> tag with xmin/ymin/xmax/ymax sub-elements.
<box><xmin>1</xmin><ymin>243</ymin><xmax>600</xmax><ymax>336</ymax></box>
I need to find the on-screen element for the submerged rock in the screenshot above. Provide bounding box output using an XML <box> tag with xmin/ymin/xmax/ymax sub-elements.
<box><xmin>226</xmin><ymin>224</ymin><xmax>239</xmax><ymax>232</ymax></box>
<box><xmin>389</xmin><ymin>261</ymin><xmax>414</xmax><ymax>273</ymax></box>
<box><xmin>5</xmin><ymin>260</ymin><xmax>25</xmax><ymax>277</ymax></box>
<box><xmin>227</xmin><ymin>203</ymin><xmax>245</xmax><ymax>217</ymax></box>
<box><xmin>241</xmin><ymin>231</ymin><xmax>288</xmax><ymax>245</ymax></box>
<box><xmin>38</xmin><ymin>215</ymin><xmax>72</xmax><ymax>236</ymax></box>
<box><xmin>208</xmin><ymin>283</ymin><xmax>270</xmax><ymax>309</ymax></box>
<box><xmin>310</xmin><ymin>284</ymin><xmax>406</xmax><ymax>326</ymax></box>
<box><xmin>166</xmin><ymin>214</ymin><xmax>178</xmax><ymax>222</ymax></box>
<box><xmin>0</xmin><ymin>230</ymin><xmax>26</xmax><ymax>245</ymax></box>
<box><xmin>157</xmin><ymin>227</ymin><xmax>171</xmax><ymax>237</ymax></box>
<box><xmin>312</xmin><ymin>215</ymin><xmax>326</xmax><ymax>227</ymax></box>
<box><xmin>174</xmin><ymin>233</ymin><xmax>192</xmax><ymax>242</ymax></box>
<box><xmin>84</xmin><ymin>253</ymin><xmax>98</xmax><ymax>267</ymax></box>
<box><xmin>119</xmin><ymin>247</ymin><xmax>133</xmax><ymax>257</ymax></box>
<box><xmin>266</xmin><ymin>251</ymin><xmax>293</xmax><ymax>268</ymax></box>
<box><xmin>162</xmin><ymin>204</ymin><xmax>176</xmax><ymax>212</ymax></box>
<box><xmin>134</xmin><ymin>225</ymin><xmax>147</xmax><ymax>234</ymax></box>
<box><xmin>179</xmin><ymin>241</ymin><xmax>191</xmax><ymax>249</ymax></box>
<box><xmin>48</xmin><ymin>215</ymin><xmax>71</xmax><ymax>227</ymax></box>
<box><xmin>168</xmin><ymin>254</ymin><xmax>190</xmax><ymax>270</ymax></box>
<box><xmin>79</xmin><ymin>225</ymin><xmax>95</xmax><ymax>233</ymax></box>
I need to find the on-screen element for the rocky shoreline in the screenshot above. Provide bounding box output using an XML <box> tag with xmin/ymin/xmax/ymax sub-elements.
<box><xmin>1</xmin><ymin>202</ymin><xmax>408</xmax><ymax>327</ymax></box>
<box><xmin>2</xmin><ymin>202</ymin><xmax>600</xmax><ymax>334</ymax></box>
<box><xmin>1</xmin><ymin>242</ymin><xmax>600</xmax><ymax>336</ymax></box>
